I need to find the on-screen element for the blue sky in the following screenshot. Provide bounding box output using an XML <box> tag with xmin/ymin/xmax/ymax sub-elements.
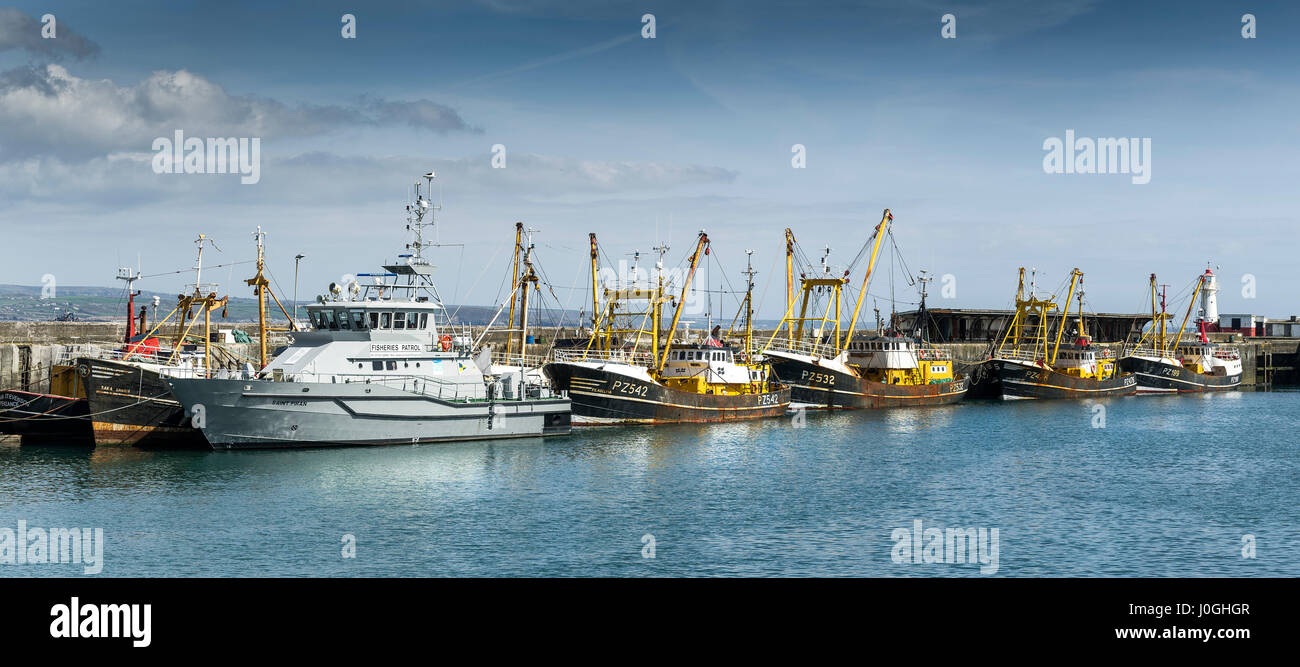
<box><xmin>0</xmin><ymin>0</ymin><xmax>1296</xmax><ymax>321</ymax></box>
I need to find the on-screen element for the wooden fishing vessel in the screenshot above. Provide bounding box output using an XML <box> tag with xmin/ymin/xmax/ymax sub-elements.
<box><xmin>1118</xmin><ymin>272</ymin><xmax>1241</xmax><ymax>393</ymax></box>
<box><xmin>544</xmin><ymin>231</ymin><xmax>789</xmax><ymax>424</ymax></box>
<box><xmin>762</xmin><ymin>210</ymin><xmax>968</xmax><ymax>408</ymax></box>
<box><xmin>981</xmin><ymin>268</ymin><xmax>1136</xmax><ymax>400</ymax></box>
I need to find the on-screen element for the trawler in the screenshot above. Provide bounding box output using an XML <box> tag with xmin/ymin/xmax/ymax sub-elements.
<box><xmin>983</xmin><ymin>268</ymin><xmax>1136</xmax><ymax>399</ymax></box>
<box><xmin>1118</xmin><ymin>272</ymin><xmax>1241</xmax><ymax>392</ymax></box>
<box><xmin>0</xmin><ymin>267</ymin><xmax>166</xmax><ymax>444</ymax></box>
<box><xmin>77</xmin><ymin>235</ymin><xmax>254</xmax><ymax>447</ymax></box>
<box><xmin>165</xmin><ymin>173</ymin><xmax>571</xmax><ymax>449</ymax></box>
<box><xmin>0</xmin><ymin>352</ymin><xmax>92</xmax><ymax>444</ymax></box>
<box><xmin>543</xmin><ymin>231</ymin><xmax>789</xmax><ymax>424</ymax></box>
<box><xmin>762</xmin><ymin>210</ymin><xmax>969</xmax><ymax>408</ymax></box>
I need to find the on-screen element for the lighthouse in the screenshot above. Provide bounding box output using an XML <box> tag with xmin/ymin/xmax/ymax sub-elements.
<box><xmin>1200</xmin><ymin>265</ymin><xmax>1219</xmax><ymax>328</ymax></box>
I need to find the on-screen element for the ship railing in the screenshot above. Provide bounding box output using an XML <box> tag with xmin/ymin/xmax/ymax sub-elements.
<box><xmin>552</xmin><ymin>348</ymin><xmax>657</xmax><ymax>365</ymax></box>
<box><xmin>762</xmin><ymin>339</ymin><xmax>844</xmax><ymax>359</ymax></box>
<box><xmin>490</xmin><ymin>351</ymin><xmax>552</xmax><ymax>370</ymax></box>
<box><xmin>913</xmin><ymin>347</ymin><xmax>951</xmax><ymax>361</ymax></box>
<box><xmin>993</xmin><ymin>348</ymin><xmax>1046</xmax><ymax>363</ymax></box>
<box><xmin>298</xmin><ymin>372</ymin><xmax>484</xmax><ymax>402</ymax></box>
<box><xmin>1124</xmin><ymin>347</ymin><xmax>1178</xmax><ymax>359</ymax></box>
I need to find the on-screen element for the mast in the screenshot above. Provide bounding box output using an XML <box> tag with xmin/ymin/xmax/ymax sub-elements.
<box><xmin>1148</xmin><ymin>274</ymin><xmax>1158</xmax><ymax>353</ymax></box>
<box><xmin>657</xmin><ymin>231</ymin><xmax>708</xmax><ymax>372</ymax></box>
<box><xmin>916</xmin><ymin>270</ymin><xmax>933</xmax><ymax>342</ymax></box>
<box><xmin>742</xmin><ymin>249</ymin><xmax>756</xmax><ymax>358</ymax></box>
<box><xmin>653</xmin><ymin>242</ymin><xmax>669</xmax><ymax>359</ymax></box>
<box><xmin>116</xmin><ymin>267</ymin><xmax>141</xmax><ymax>343</ymax></box>
<box><xmin>244</xmin><ymin>227</ymin><xmax>299</xmax><ymax>369</ymax></box>
<box><xmin>254</xmin><ymin>228</ymin><xmax>268</xmax><ymax>366</ymax></box>
<box><xmin>588</xmin><ymin>233</ymin><xmax>599</xmax><ymax>336</ymax></box>
<box><xmin>784</xmin><ymin>228</ymin><xmax>795</xmax><ymax>345</ymax></box>
<box><xmin>1158</xmin><ymin>282</ymin><xmax>1169</xmax><ymax>354</ymax></box>
<box><xmin>1171</xmin><ymin>274</ymin><xmax>1205</xmax><ymax>352</ymax></box>
<box><xmin>1050</xmin><ymin>269</ymin><xmax>1081</xmax><ymax>366</ymax></box>
<box><xmin>842</xmin><ymin>208</ymin><xmax>893</xmax><ymax>352</ymax></box>
<box><xmin>506</xmin><ymin>222</ymin><xmax>523</xmax><ymax>357</ymax></box>
<box><xmin>516</xmin><ymin>227</ymin><xmax>539</xmax><ymax>361</ymax></box>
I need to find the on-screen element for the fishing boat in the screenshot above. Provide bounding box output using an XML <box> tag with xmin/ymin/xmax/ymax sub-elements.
<box><xmin>0</xmin><ymin>359</ymin><xmax>92</xmax><ymax>444</ymax></box>
<box><xmin>77</xmin><ymin>235</ymin><xmax>243</xmax><ymax>447</ymax></box>
<box><xmin>761</xmin><ymin>210</ymin><xmax>969</xmax><ymax>408</ymax></box>
<box><xmin>543</xmin><ymin>231</ymin><xmax>790</xmax><ymax>424</ymax></box>
<box><xmin>0</xmin><ymin>267</ymin><xmax>157</xmax><ymax>445</ymax></box>
<box><xmin>1118</xmin><ymin>272</ymin><xmax>1241</xmax><ymax>393</ymax></box>
<box><xmin>165</xmin><ymin>173</ymin><xmax>571</xmax><ymax>449</ymax></box>
<box><xmin>982</xmin><ymin>268</ymin><xmax>1136</xmax><ymax>399</ymax></box>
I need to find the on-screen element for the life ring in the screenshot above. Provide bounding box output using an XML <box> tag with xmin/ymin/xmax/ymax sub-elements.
<box><xmin>439</xmin><ymin>335</ymin><xmax>453</xmax><ymax>352</ymax></box>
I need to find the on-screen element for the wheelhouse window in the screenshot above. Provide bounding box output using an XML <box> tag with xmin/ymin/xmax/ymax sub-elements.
<box><xmin>419</xmin><ymin>313</ymin><xmax>429</xmax><ymax>329</ymax></box>
<box><xmin>351</xmin><ymin>311</ymin><xmax>366</xmax><ymax>330</ymax></box>
<box><xmin>394</xmin><ymin>312</ymin><xmax>407</xmax><ymax>330</ymax></box>
<box><xmin>336</xmin><ymin>310</ymin><xmax>351</xmax><ymax>330</ymax></box>
<box><xmin>369</xmin><ymin>312</ymin><xmax>380</xmax><ymax>330</ymax></box>
<box><xmin>380</xmin><ymin>312</ymin><xmax>392</xmax><ymax>329</ymax></box>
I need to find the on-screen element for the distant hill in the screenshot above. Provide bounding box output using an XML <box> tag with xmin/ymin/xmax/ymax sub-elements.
<box><xmin>0</xmin><ymin>284</ymin><xmax>786</xmax><ymax>328</ymax></box>
<box><xmin>0</xmin><ymin>284</ymin><xmax>582</xmax><ymax>326</ymax></box>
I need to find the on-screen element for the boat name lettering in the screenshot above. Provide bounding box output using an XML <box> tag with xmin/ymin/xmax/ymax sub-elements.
<box><xmin>800</xmin><ymin>370</ymin><xmax>835</xmax><ymax>385</ymax></box>
<box><xmin>272</xmin><ymin>400</ymin><xmax>308</xmax><ymax>406</ymax></box>
<box><xmin>369</xmin><ymin>344</ymin><xmax>424</xmax><ymax>356</ymax></box>
<box><xmin>610</xmin><ymin>380</ymin><xmax>649</xmax><ymax>397</ymax></box>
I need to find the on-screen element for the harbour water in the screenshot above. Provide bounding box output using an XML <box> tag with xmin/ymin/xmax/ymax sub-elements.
<box><xmin>2</xmin><ymin>391</ymin><xmax>1296</xmax><ymax>577</ymax></box>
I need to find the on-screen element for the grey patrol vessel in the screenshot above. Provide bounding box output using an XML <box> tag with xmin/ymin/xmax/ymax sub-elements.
<box><xmin>166</xmin><ymin>173</ymin><xmax>571</xmax><ymax>449</ymax></box>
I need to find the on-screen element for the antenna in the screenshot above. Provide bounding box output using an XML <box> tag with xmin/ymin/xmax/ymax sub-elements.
<box><xmin>405</xmin><ymin>171</ymin><xmax>441</xmax><ymax>265</ymax></box>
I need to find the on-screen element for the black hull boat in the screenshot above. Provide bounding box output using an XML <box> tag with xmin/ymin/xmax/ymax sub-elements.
<box><xmin>767</xmin><ymin>356</ymin><xmax>967</xmax><ymax>409</ymax></box>
<box><xmin>986</xmin><ymin>359</ymin><xmax>1136</xmax><ymax>400</ymax></box>
<box><xmin>1118</xmin><ymin>356</ymin><xmax>1240</xmax><ymax>393</ymax></box>
<box><xmin>77</xmin><ymin>357</ymin><xmax>205</xmax><ymax>447</ymax></box>
<box><xmin>0</xmin><ymin>389</ymin><xmax>93</xmax><ymax>444</ymax></box>
<box><xmin>544</xmin><ymin>362</ymin><xmax>789</xmax><ymax>424</ymax></box>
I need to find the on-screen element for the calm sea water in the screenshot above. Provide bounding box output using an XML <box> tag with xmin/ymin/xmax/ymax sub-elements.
<box><xmin>2</xmin><ymin>391</ymin><xmax>1297</xmax><ymax>577</ymax></box>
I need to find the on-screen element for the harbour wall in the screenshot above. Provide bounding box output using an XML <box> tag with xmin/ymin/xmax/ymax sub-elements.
<box><xmin>2</xmin><ymin>322</ymin><xmax>1295</xmax><ymax>390</ymax></box>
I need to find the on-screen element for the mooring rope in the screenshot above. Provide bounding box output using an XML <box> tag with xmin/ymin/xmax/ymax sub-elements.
<box><xmin>0</xmin><ymin>391</ymin><xmax>174</xmax><ymax>423</ymax></box>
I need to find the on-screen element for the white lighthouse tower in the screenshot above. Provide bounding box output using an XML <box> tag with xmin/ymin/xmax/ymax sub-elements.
<box><xmin>1200</xmin><ymin>264</ymin><xmax>1219</xmax><ymax>326</ymax></box>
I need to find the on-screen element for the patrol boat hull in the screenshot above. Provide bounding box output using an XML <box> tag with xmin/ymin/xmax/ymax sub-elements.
<box><xmin>765</xmin><ymin>355</ymin><xmax>968</xmax><ymax>409</ymax></box>
<box><xmin>165</xmin><ymin>377</ymin><xmax>571</xmax><ymax>449</ymax></box>
<box><xmin>987</xmin><ymin>359</ymin><xmax>1137</xmax><ymax>400</ymax></box>
<box><xmin>543</xmin><ymin>362</ymin><xmax>789</xmax><ymax>424</ymax></box>
<box><xmin>78</xmin><ymin>357</ymin><xmax>205</xmax><ymax>447</ymax></box>
<box><xmin>1118</xmin><ymin>356</ymin><xmax>1241</xmax><ymax>393</ymax></box>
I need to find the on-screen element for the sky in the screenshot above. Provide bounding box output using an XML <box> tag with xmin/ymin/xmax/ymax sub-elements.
<box><xmin>0</xmin><ymin>0</ymin><xmax>1296</xmax><ymax>322</ymax></box>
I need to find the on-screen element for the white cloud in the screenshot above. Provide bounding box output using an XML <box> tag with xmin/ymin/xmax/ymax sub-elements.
<box><xmin>0</xmin><ymin>64</ymin><xmax>477</xmax><ymax>160</ymax></box>
<box><xmin>0</xmin><ymin>8</ymin><xmax>100</xmax><ymax>59</ymax></box>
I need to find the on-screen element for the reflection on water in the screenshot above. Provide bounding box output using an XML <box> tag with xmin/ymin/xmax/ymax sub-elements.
<box><xmin>2</xmin><ymin>391</ymin><xmax>1299</xmax><ymax>577</ymax></box>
